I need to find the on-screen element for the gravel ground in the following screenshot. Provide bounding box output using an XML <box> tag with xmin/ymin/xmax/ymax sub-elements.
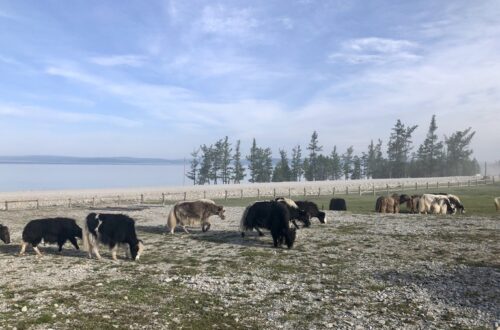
<box><xmin>0</xmin><ymin>204</ymin><xmax>498</xmax><ymax>329</ymax></box>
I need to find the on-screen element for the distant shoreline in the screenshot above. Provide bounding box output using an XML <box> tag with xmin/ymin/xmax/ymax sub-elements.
<box><xmin>0</xmin><ymin>155</ymin><xmax>184</xmax><ymax>166</ymax></box>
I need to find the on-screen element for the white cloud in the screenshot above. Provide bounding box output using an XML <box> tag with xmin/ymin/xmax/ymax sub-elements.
<box><xmin>329</xmin><ymin>37</ymin><xmax>420</xmax><ymax>64</ymax></box>
<box><xmin>89</xmin><ymin>55</ymin><xmax>147</xmax><ymax>67</ymax></box>
<box><xmin>200</xmin><ymin>5</ymin><xmax>259</xmax><ymax>36</ymax></box>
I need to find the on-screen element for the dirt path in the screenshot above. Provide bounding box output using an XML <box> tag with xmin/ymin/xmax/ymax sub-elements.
<box><xmin>0</xmin><ymin>206</ymin><xmax>498</xmax><ymax>329</ymax></box>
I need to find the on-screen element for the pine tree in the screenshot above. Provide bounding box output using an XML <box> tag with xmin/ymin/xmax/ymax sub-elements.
<box><xmin>186</xmin><ymin>149</ymin><xmax>200</xmax><ymax>185</ymax></box>
<box><xmin>342</xmin><ymin>146</ymin><xmax>354</xmax><ymax>180</ymax></box>
<box><xmin>416</xmin><ymin>115</ymin><xmax>443</xmax><ymax>177</ymax></box>
<box><xmin>306</xmin><ymin>131</ymin><xmax>323</xmax><ymax>181</ymax></box>
<box><xmin>445</xmin><ymin>127</ymin><xmax>476</xmax><ymax>176</ymax></box>
<box><xmin>232</xmin><ymin>140</ymin><xmax>245</xmax><ymax>183</ymax></box>
<box><xmin>247</xmin><ymin>139</ymin><xmax>258</xmax><ymax>183</ymax></box>
<box><xmin>220</xmin><ymin>136</ymin><xmax>233</xmax><ymax>184</ymax></box>
<box><xmin>198</xmin><ymin>145</ymin><xmax>212</xmax><ymax>185</ymax></box>
<box><xmin>387</xmin><ymin>120</ymin><xmax>418</xmax><ymax>178</ymax></box>
<box><xmin>330</xmin><ymin>146</ymin><xmax>342</xmax><ymax>180</ymax></box>
<box><xmin>290</xmin><ymin>145</ymin><xmax>303</xmax><ymax>181</ymax></box>
<box><xmin>272</xmin><ymin>149</ymin><xmax>291</xmax><ymax>182</ymax></box>
<box><xmin>351</xmin><ymin>155</ymin><xmax>362</xmax><ymax>180</ymax></box>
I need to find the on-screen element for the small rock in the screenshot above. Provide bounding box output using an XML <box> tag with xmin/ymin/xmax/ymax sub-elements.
<box><xmin>96</xmin><ymin>283</ymin><xmax>103</xmax><ymax>287</ymax></box>
<box><xmin>21</xmin><ymin>306</ymin><xmax>27</xmax><ymax>312</ymax></box>
<box><xmin>103</xmin><ymin>315</ymin><xmax>111</xmax><ymax>319</ymax></box>
<box><xmin>172</xmin><ymin>317</ymin><xmax>180</xmax><ymax>324</ymax></box>
<box><xmin>195</xmin><ymin>300</ymin><xmax>199</xmax><ymax>304</ymax></box>
<box><xmin>54</xmin><ymin>303</ymin><xmax>59</xmax><ymax>308</ymax></box>
<box><xmin>124</xmin><ymin>296</ymin><xmax>128</xmax><ymax>300</ymax></box>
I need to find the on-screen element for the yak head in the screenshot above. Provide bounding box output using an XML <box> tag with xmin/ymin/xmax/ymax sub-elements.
<box><xmin>0</xmin><ymin>225</ymin><xmax>10</xmax><ymax>244</ymax></box>
<box><xmin>285</xmin><ymin>228</ymin><xmax>297</xmax><ymax>249</ymax></box>
<box><xmin>130</xmin><ymin>240</ymin><xmax>145</xmax><ymax>261</ymax></box>
<box><xmin>216</xmin><ymin>205</ymin><xmax>226</xmax><ymax>220</ymax></box>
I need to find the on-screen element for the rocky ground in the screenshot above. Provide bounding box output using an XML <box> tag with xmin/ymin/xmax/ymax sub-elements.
<box><xmin>0</xmin><ymin>205</ymin><xmax>498</xmax><ymax>329</ymax></box>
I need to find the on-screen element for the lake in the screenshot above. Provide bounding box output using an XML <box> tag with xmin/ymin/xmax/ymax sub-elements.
<box><xmin>0</xmin><ymin>164</ymin><xmax>188</xmax><ymax>192</ymax></box>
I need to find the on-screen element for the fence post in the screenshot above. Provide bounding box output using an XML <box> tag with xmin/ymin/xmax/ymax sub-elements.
<box><xmin>36</xmin><ymin>200</ymin><xmax>39</xmax><ymax>209</ymax></box>
<box><xmin>304</xmin><ymin>187</ymin><xmax>306</xmax><ymax>197</ymax></box>
<box><xmin>225</xmin><ymin>190</ymin><xmax>228</xmax><ymax>200</ymax></box>
<box><xmin>241</xmin><ymin>190</ymin><xmax>243</xmax><ymax>199</ymax></box>
<box><xmin>358</xmin><ymin>185</ymin><xmax>361</xmax><ymax>196</ymax></box>
<box><xmin>68</xmin><ymin>198</ymin><xmax>71</xmax><ymax>208</ymax></box>
<box><xmin>437</xmin><ymin>181</ymin><xmax>439</xmax><ymax>189</ymax></box>
<box><xmin>141</xmin><ymin>194</ymin><xmax>144</xmax><ymax>204</ymax></box>
<box><xmin>402</xmin><ymin>183</ymin><xmax>404</xmax><ymax>191</ymax></box>
<box><xmin>4</xmin><ymin>201</ymin><xmax>7</xmax><ymax>211</ymax></box>
<box><xmin>257</xmin><ymin>189</ymin><xmax>260</xmax><ymax>199</ymax></box>
<box><xmin>273</xmin><ymin>188</ymin><xmax>276</xmax><ymax>198</ymax></box>
<box><xmin>333</xmin><ymin>187</ymin><xmax>336</xmax><ymax>196</ymax></box>
<box><xmin>448</xmin><ymin>181</ymin><xmax>450</xmax><ymax>188</ymax></box>
<box><xmin>318</xmin><ymin>187</ymin><xmax>321</xmax><ymax>197</ymax></box>
<box><xmin>183</xmin><ymin>192</ymin><xmax>186</xmax><ymax>201</ymax></box>
<box><xmin>346</xmin><ymin>186</ymin><xmax>349</xmax><ymax>195</ymax></box>
<box><xmin>117</xmin><ymin>195</ymin><xmax>121</xmax><ymax>205</ymax></box>
<box><xmin>372</xmin><ymin>184</ymin><xmax>375</xmax><ymax>196</ymax></box>
<box><xmin>203</xmin><ymin>191</ymin><xmax>206</xmax><ymax>199</ymax></box>
<box><xmin>92</xmin><ymin>197</ymin><xmax>95</xmax><ymax>207</ymax></box>
<box><xmin>288</xmin><ymin>188</ymin><xmax>291</xmax><ymax>198</ymax></box>
<box><xmin>162</xmin><ymin>193</ymin><xmax>165</xmax><ymax>205</ymax></box>
<box><xmin>468</xmin><ymin>180</ymin><xmax>470</xmax><ymax>187</ymax></box>
<box><xmin>386</xmin><ymin>184</ymin><xmax>389</xmax><ymax>196</ymax></box>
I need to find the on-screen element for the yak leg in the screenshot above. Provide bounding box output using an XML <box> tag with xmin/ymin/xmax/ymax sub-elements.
<box><xmin>110</xmin><ymin>245</ymin><xmax>118</xmax><ymax>261</ymax></box>
<box><xmin>33</xmin><ymin>245</ymin><xmax>43</xmax><ymax>257</ymax></box>
<box><xmin>181</xmin><ymin>225</ymin><xmax>190</xmax><ymax>234</ymax></box>
<box><xmin>291</xmin><ymin>220</ymin><xmax>300</xmax><ymax>229</ymax></box>
<box><xmin>255</xmin><ymin>228</ymin><xmax>265</xmax><ymax>236</ymax></box>
<box><xmin>19</xmin><ymin>241</ymin><xmax>28</xmax><ymax>256</ymax></box>
<box><xmin>91</xmin><ymin>246</ymin><xmax>102</xmax><ymax>260</ymax></box>
<box><xmin>69</xmin><ymin>237</ymin><xmax>79</xmax><ymax>250</ymax></box>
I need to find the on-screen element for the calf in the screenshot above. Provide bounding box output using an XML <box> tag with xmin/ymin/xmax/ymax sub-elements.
<box><xmin>294</xmin><ymin>201</ymin><xmax>326</xmax><ymax>224</ymax></box>
<box><xmin>83</xmin><ymin>213</ymin><xmax>144</xmax><ymax>261</ymax></box>
<box><xmin>240</xmin><ymin>201</ymin><xmax>297</xmax><ymax>249</ymax></box>
<box><xmin>275</xmin><ymin>197</ymin><xmax>311</xmax><ymax>228</ymax></box>
<box><xmin>329</xmin><ymin>198</ymin><xmax>347</xmax><ymax>211</ymax></box>
<box><xmin>19</xmin><ymin>218</ymin><xmax>82</xmax><ymax>256</ymax></box>
<box><xmin>0</xmin><ymin>224</ymin><xmax>10</xmax><ymax>244</ymax></box>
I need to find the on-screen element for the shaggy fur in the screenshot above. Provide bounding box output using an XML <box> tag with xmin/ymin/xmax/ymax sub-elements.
<box><xmin>418</xmin><ymin>194</ymin><xmax>454</xmax><ymax>214</ymax></box>
<box><xmin>0</xmin><ymin>224</ymin><xmax>10</xmax><ymax>244</ymax></box>
<box><xmin>375</xmin><ymin>194</ymin><xmax>400</xmax><ymax>213</ymax></box>
<box><xmin>20</xmin><ymin>218</ymin><xmax>82</xmax><ymax>256</ymax></box>
<box><xmin>83</xmin><ymin>213</ymin><xmax>144</xmax><ymax>261</ymax></box>
<box><xmin>329</xmin><ymin>198</ymin><xmax>347</xmax><ymax>211</ymax></box>
<box><xmin>410</xmin><ymin>195</ymin><xmax>421</xmax><ymax>213</ymax></box>
<box><xmin>433</xmin><ymin>193</ymin><xmax>465</xmax><ymax>214</ymax></box>
<box><xmin>275</xmin><ymin>197</ymin><xmax>311</xmax><ymax>228</ymax></box>
<box><xmin>495</xmin><ymin>197</ymin><xmax>500</xmax><ymax>211</ymax></box>
<box><xmin>240</xmin><ymin>201</ymin><xmax>296</xmax><ymax>249</ymax></box>
<box><xmin>294</xmin><ymin>201</ymin><xmax>326</xmax><ymax>224</ymax></box>
<box><xmin>166</xmin><ymin>199</ymin><xmax>225</xmax><ymax>234</ymax></box>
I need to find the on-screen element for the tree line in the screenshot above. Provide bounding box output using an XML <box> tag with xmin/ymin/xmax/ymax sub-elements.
<box><xmin>186</xmin><ymin>115</ymin><xmax>480</xmax><ymax>185</ymax></box>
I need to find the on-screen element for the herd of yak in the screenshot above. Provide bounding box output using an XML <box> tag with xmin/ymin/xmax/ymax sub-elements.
<box><xmin>0</xmin><ymin>191</ymin><xmax>494</xmax><ymax>258</ymax></box>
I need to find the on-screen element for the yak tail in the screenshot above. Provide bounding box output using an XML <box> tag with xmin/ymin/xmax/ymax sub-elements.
<box><xmin>166</xmin><ymin>206</ymin><xmax>178</xmax><ymax>234</ymax></box>
<box><xmin>239</xmin><ymin>205</ymin><xmax>251</xmax><ymax>233</ymax></box>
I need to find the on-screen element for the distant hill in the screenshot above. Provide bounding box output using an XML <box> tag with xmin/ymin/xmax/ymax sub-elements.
<box><xmin>0</xmin><ymin>155</ymin><xmax>184</xmax><ymax>165</ymax></box>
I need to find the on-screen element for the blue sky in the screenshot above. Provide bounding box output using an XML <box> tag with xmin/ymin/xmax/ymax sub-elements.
<box><xmin>0</xmin><ymin>0</ymin><xmax>499</xmax><ymax>160</ymax></box>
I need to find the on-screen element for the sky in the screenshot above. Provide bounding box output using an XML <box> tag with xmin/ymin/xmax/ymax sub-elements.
<box><xmin>0</xmin><ymin>0</ymin><xmax>499</xmax><ymax>161</ymax></box>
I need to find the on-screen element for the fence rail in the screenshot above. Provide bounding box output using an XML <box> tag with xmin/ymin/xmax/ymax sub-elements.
<box><xmin>1</xmin><ymin>176</ymin><xmax>496</xmax><ymax>211</ymax></box>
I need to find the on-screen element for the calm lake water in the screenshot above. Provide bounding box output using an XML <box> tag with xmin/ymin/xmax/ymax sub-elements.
<box><xmin>0</xmin><ymin>164</ymin><xmax>187</xmax><ymax>192</ymax></box>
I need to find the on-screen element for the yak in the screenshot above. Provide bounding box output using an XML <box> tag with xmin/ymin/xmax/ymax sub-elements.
<box><xmin>294</xmin><ymin>200</ymin><xmax>326</xmax><ymax>224</ymax></box>
<box><xmin>166</xmin><ymin>199</ymin><xmax>225</xmax><ymax>234</ymax></box>
<box><xmin>0</xmin><ymin>224</ymin><xmax>10</xmax><ymax>244</ymax></box>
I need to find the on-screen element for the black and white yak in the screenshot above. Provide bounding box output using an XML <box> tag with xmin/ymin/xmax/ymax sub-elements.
<box><xmin>166</xmin><ymin>199</ymin><xmax>225</xmax><ymax>234</ymax></box>
<box><xmin>240</xmin><ymin>201</ymin><xmax>297</xmax><ymax>249</ymax></box>
<box><xmin>418</xmin><ymin>194</ymin><xmax>455</xmax><ymax>214</ymax></box>
<box><xmin>0</xmin><ymin>224</ymin><xmax>10</xmax><ymax>244</ymax></box>
<box><xmin>19</xmin><ymin>218</ymin><xmax>82</xmax><ymax>256</ymax></box>
<box><xmin>329</xmin><ymin>198</ymin><xmax>347</xmax><ymax>211</ymax></box>
<box><xmin>274</xmin><ymin>197</ymin><xmax>311</xmax><ymax>228</ymax></box>
<box><xmin>83</xmin><ymin>213</ymin><xmax>144</xmax><ymax>261</ymax></box>
<box><xmin>294</xmin><ymin>201</ymin><xmax>326</xmax><ymax>224</ymax></box>
<box><xmin>433</xmin><ymin>193</ymin><xmax>465</xmax><ymax>214</ymax></box>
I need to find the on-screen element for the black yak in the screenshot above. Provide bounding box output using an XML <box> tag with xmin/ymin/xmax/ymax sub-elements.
<box><xmin>329</xmin><ymin>198</ymin><xmax>347</xmax><ymax>211</ymax></box>
<box><xmin>275</xmin><ymin>197</ymin><xmax>311</xmax><ymax>228</ymax></box>
<box><xmin>0</xmin><ymin>224</ymin><xmax>10</xmax><ymax>244</ymax></box>
<box><xmin>240</xmin><ymin>201</ymin><xmax>297</xmax><ymax>249</ymax></box>
<box><xmin>294</xmin><ymin>201</ymin><xmax>326</xmax><ymax>224</ymax></box>
<box><xmin>83</xmin><ymin>213</ymin><xmax>144</xmax><ymax>261</ymax></box>
<box><xmin>19</xmin><ymin>218</ymin><xmax>82</xmax><ymax>256</ymax></box>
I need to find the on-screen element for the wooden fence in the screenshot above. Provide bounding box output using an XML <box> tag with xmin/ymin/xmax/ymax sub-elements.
<box><xmin>1</xmin><ymin>176</ymin><xmax>496</xmax><ymax>211</ymax></box>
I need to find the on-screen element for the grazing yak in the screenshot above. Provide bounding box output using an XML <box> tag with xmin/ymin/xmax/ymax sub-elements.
<box><xmin>495</xmin><ymin>197</ymin><xmax>500</xmax><ymax>211</ymax></box>
<box><xmin>294</xmin><ymin>201</ymin><xmax>326</xmax><ymax>224</ymax></box>
<box><xmin>166</xmin><ymin>199</ymin><xmax>225</xmax><ymax>234</ymax></box>
<box><xmin>0</xmin><ymin>224</ymin><xmax>10</xmax><ymax>244</ymax></box>
<box><xmin>410</xmin><ymin>195</ymin><xmax>421</xmax><ymax>213</ymax></box>
<box><xmin>375</xmin><ymin>194</ymin><xmax>400</xmax><ymax>213</ymax></box>
<box><xmin>418</xmin><ymin>194</ymin><xmax>454</xmax><ymax>214</ymax></box>
<box><xmin>432</xmin><ymin>193</ymin><xmax>465</xmax><ymax>214</ymax></box>
<box><xmin>240</xmin><ymin>201</ymin><xmax>297</xmax><ymax>249</ymax></box>
<box><xmin>83</xmin><ymin>213</ymin><xmax>144</xmax><ymax>261</ymax></box>
<box><xmin>399</xmin><ymin>194</ymin><xmax>413</xmax><ymax>212</ymax></box>
<box><xmin>329</xmin><ymin>198</ymin><xmax>347</xmax><ymax>211</ymax></box>
<box><xmin>19</xmin><ymin>218</ymin><xmax>82</xmax><ymax>256</ymax></box>
<box><xmin>275</xmin><ymin>197</ymin><xmax>311</xmax><ymax>228</ymax></box>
